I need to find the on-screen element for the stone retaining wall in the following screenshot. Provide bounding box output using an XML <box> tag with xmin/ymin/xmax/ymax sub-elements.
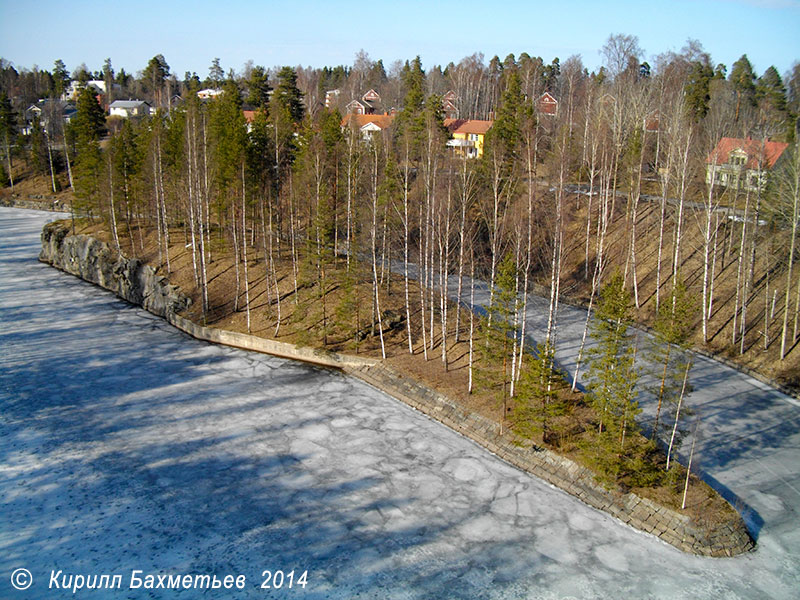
<box><xmin>40</xmin><ymin>221</ymin><xmax>190</xmax><ymax>318</ymax></box>
<box><xmin>39</xmin><ymin>220</ymin><xmax>754</xmax><ymax>557</ymax></box>
<box><xmin>350</xmin><ymin>364</ymin><xmax>754</xmax><ymax>557</ymax></box>
<box><xmin>1</xmin><ymin>194</ymin><xmax>69</xmax><ymax>212</ymax></box>
<box><xmin>39</xmin><ymin>220</ymin><xmax>377</xmax><ymax>372</ymax></box>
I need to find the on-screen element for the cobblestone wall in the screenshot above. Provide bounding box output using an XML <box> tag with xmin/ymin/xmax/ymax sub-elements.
<box><xmin>349</xmin><ymin>364</ymin><xmax>755</xmax><ymax>557</ymax></box>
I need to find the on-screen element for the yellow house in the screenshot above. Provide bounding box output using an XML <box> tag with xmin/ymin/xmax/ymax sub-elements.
<box><xmin>444</xmin><ymin>119</ymin><xmax>493</xmax><ymax>159</ymax></box>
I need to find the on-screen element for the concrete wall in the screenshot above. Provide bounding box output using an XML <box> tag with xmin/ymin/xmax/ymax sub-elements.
<box><xmin>39</xmin><ymin>221</ymin><xmax>754</xmax><ymax>557</ymax></box>
<box><xmin>166</xmin><ymin>312</ymin><xmax>378</xmax><ymax>370</ymax></box>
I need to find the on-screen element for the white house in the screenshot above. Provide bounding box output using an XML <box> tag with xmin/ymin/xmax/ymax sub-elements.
<box><xmin>706</xmin><ymin>137</ymin><xmax>789</xmax><ymax>192</ymax></box>
<box><xmin>197</xmin><ymin>88</ymin><xmax>223</xmax><ymax>100</ymax></box>
<box><xmin>62</xmin><ymin>80</ymin><xmax>117</xmax><ymax>101</ymax></box>
<box><xmin>109</xmin><ymin>100</ymin><xmax>150</xmax><ymax>119</ymax></box>
<box><xmin>325</xmin><ymin>89</ymin><xmax>340</xmax><ymax>108</ymax></box>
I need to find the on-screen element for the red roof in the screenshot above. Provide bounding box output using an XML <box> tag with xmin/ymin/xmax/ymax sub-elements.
<box><xmin>707</xmin><ymin>137</ymin><xmax>788</xmax><ymax>170</ymax></box>
<box><xmin>243</xmin><ymin>110</ymin><xmax>258</xmax><ymax>123</ymax></box>
<box><xmin>341</xmin><ymin>113</ymin><xmax>395</xmax><ymax>129</ymax></box>
<box><xmin>444</xmin><ymin>118</ymin><xmax>493</xmax><ymax>135</ymax></box>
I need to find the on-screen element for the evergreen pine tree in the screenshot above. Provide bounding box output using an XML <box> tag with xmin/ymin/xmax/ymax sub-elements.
<box><xmin>583</xmin><ymin>270</ymin><xmax>649</xmax><ymax>485</ymax></box>
<box><xmin>477</xmin><ymin>252</ymin><xmax>520</xmax><ymax>425</ymax></box>
<box><xmin>0</xmin><ymin>92</ymin><xmax>18</xmax><ymax>188</ymax></box>
<box><xmin>29</xmin><ymin>116</ymin><xmax>49</xmax><ymax>176</ymax></box>
<box><xmin>273</xmin><ymin>67</ymin><xmax>304</xmax><ymax>125</ymax></box>
<box><xmin>512</xmin><ymin>341</ymin><xmax>571</xmax><ymax>446</ymax></box>
<box><xmin>648</xmin><ymin>277</ymin><xmax>696</xmax><ymax>440</ymax></box>
<box><xmin>730</xmin><ymin>54</ymin><xmax>757</xmax><ymax>121</ymax></box>
<box><xmin>245</xmin><ymin>65</ymin><xmax>271</xmax><ymax>110</ymax></box>
<box><xmin>72</xmin><ymin>86</ymin><xmax>106</xmax><ymax>218</ymax></box>
<box><xmin>51</xmin><ymin>59</ymin><xmax>70</xmax><ymax>98</ymax></box>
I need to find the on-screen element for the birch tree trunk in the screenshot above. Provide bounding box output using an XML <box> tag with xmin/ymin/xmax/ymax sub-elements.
<box><xmin>107</xmin><ymin>152</ymin><xmax>120</xmax><ymax>253</ymax></box>
<box><xmin>468</xmin><ymin>244</ymin><xmax>475</xmax><ymax>394</ymax></box>
<box><xmin>371</xmin><ymin>142</ymin><xmax>386</xmax><ymax>359</ymax></box>
<box><xmin>403</xmin><ymin>144</ymin><xmax>413</xmax><ymax>353</ymax></box>
<box><xmin>780</xmin><ymin>151</ymin><xmax>799</xmax><ymax>359</ymax></box>
<box><xmin>732</xmin><ymin>191</ymin><xmax>750</xmax><ymax>346</ymax></box>
<box><xmin>157</xmin><ymin>134</ymin><xmax>170</xmax><ymax>274</ymax></box>
<box><xmin>242</xmin><ymin>164</ymin><xmax>251</xmax><ymax>333</ymax></box>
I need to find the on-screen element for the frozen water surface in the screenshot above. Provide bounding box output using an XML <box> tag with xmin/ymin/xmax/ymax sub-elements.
<box><xmin>1</xmin><ymin>207</ymin><xmax>799</xmax><ymax>599</ymax></box>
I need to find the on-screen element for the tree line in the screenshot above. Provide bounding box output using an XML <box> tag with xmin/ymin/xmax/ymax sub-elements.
<box><xmin>2</xmin><ymin>36</ymin><xmax>799</xmax><ymax>488</ymax></box>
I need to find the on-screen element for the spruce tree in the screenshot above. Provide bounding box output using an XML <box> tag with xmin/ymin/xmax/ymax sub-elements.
<box><xmin>245</xmin><ymin>65</ymin><xmax>271</xmax><ymax>110</ymax></box>
<box><xmin>648</xmin><ymin>277</ymin><xmax>695</xmax><ymax>440</ymax></box>
<box><xmin>583</xmin><ymin>270</ymin><xmax>649</xmax><ymax>485</ymax></box>
<box><xmin>757</xmin><ymin>66</ymin><xmax>787</xmax><ymax>113</ymax></box>
<box><xmin>512</xmin><ymin>341</ymin><xmax>571</xmax><ymax>446</ymax></box>
<box><xmin>477</xmin><ymin>252</ymin><xmax>520</xmax><ymax>426</ymax></box>
<box><xmin>0</xmin><ymin>92</ymin><xmax>18</xmax><ymax>188</ymax></box>
<box><xmin>273</xmin><ymin>67</ymin><xmax>304</xmax><ymax>125</ymax></box>
<box><xmin>29</xmin><ymin>116</ymin><xmax>49</xmax><ymax>176</ymax></box>
<box><xmin>72</xmin><ymin>86</ymin><xmax>106</xmax><ymax>219</ymax></box>
<box><xmin>394</xmin><ymin>56</ymin><xmax>426</xmax><ymax>158</ymax></box>
<box><xmin>730</xmin><ymin>54</ymin><xmax>757</xmax><ymax>121</ymax></box>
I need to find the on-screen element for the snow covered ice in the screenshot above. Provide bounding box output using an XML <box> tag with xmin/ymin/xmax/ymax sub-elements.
<box><xmin>1</xmin><ymin>207</ymin><xmax>799</xmax><ymax>599</ymax></box>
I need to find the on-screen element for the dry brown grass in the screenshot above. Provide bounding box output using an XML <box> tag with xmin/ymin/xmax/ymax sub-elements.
<box><xmin>74</xmin><ymin>218</ymin><xmax>738</xmax><ymax>526</ymax></box>
<box><xmin>553</xmin><ymin>186</ymin><xmax>800</xmax><ymax>394</ymax></box>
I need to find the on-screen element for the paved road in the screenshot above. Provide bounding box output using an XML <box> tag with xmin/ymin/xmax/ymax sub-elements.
<box><xmin>1</xmin><ymin>207</ymin><xmax>798</xmax><ymax>599</ymax></box>
<box><xmin>432</xmin><ymin>261</ymin><xmax>800</xmax><ymax>548</ymax></box>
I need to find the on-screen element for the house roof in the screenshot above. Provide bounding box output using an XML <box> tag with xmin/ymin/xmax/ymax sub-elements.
<box><xmin>707</xmin><ymin>137</ymin><xmax>789</xmax><ymax>170</ymax></box>
<box><xmin>444</xmin><ymin>119</ymin><xmax>493</xmax><ymax>136</ymax></box>
<box><xmin>341</xmin><ymin>113</ymin><xmax>395</xmax><ymax>130</ymax></box>
<box><xmin>197</xmin><ymin>88</ymin><xmax>223</xmax><ymax>98</ymax></box>
<box><xmin>362</xmin><ymin>89</ymin><xmax>381</xmax><ymax>102</ymax></box>
<box><xmin>110</xmin><ymin>100</ymin><xmax>148</xmax><ymax>109</ymax></box>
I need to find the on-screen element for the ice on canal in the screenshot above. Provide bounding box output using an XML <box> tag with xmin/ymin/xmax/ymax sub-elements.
<box><xmin>1</xmin><ymin>208</ymin><xmax>798</xmax><ymax>599</ymax></box>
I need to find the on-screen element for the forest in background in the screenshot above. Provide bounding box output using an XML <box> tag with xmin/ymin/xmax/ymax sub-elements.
<box><xmin>1</xmin><ymin>34</ymin><xmax>799</xmax><ymax>494</ymax></box>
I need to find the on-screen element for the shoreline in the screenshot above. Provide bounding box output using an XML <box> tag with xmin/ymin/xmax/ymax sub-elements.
<box><xmin>36</xmin><ymin>215</ymin><xmax>755</xmax><ymax>557</ymax></box>
<box><xmin>5</xmin><ymin>194</ymin><xmax>794</xmax><ymax>401</ymax></box>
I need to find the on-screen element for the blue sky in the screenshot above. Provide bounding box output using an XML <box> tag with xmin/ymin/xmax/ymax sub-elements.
<box><xmin>1</xmin><ymin>0</ymin><xmax>798</xmax><ymax>80</ymax></box>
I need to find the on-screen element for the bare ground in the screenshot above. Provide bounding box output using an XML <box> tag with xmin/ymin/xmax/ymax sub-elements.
<box><xmin>74</xmin><ymin>216</ymin><xmax>737</xmax><ymax>526</ymax></box>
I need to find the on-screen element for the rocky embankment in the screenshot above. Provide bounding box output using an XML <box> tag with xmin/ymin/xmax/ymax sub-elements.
<box><xmin>38</xmin><ymin>219</ymin><xmax>755</xmax><ymax>557</ymax></box>
<box><xmin>39</xmin><ymin>220</ymin><xmax>190</xmax><ymax>318</ymax></box>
